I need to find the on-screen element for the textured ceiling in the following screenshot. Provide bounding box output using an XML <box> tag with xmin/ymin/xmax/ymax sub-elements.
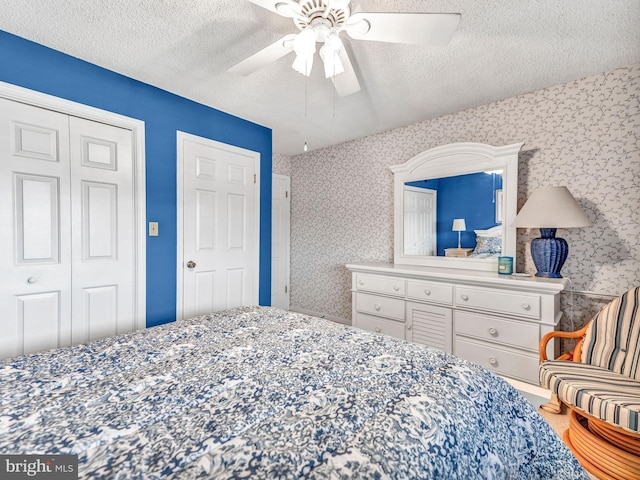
<box><xmin>0</xmin><ymin>1</ymin><xmax>638</xmax><ymax>155</ymax></box>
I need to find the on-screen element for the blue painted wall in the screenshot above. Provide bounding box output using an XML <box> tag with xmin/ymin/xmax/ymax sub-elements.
<box><xmin>0</xmin><ymin>31</ymin><xmax>272</xmax><ymax>327</ymax></box>
<box><xmin>407</xmin><ymin>172</ymin><xmax>502</xmax><ymax>255</ymax></box>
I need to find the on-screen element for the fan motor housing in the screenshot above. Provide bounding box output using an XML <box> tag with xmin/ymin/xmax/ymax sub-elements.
<box><xmin>294</xmin><ymin>0</ymin><xmax>350</xmax><ymax>31</ymax></box>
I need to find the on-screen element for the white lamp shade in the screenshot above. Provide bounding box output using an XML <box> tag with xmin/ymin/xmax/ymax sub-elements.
<box><xmin>452</xmin><ymin>218</ymin><xmax>466</xmax><ymax>231</ymax></box>
<box><xmin>514</xmin><ymin>186</ymin><xmax>591</xmax><ymax>228</ymax></box>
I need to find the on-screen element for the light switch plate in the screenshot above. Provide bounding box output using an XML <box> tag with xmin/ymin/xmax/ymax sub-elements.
<box><xmin>149</xmin><ymin>222</ymin><xmax>159</xmax><ymax>236</ymax></box>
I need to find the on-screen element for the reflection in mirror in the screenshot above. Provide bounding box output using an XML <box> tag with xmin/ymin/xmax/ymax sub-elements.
<box><xmin>403</xmin><ymin>170</ymin><xmax>503</xmax><ymax>257</ymax></box>
<box><xmin>391</xmin><ymin>142</ymin><xmax>522</xmax><ymax>272</ymax></box>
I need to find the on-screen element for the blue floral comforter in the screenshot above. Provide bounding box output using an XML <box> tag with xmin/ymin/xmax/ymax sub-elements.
<box><xmin>0</xmin><ymin>307</ymin><xmax>587</xmax><ymax>479</ymax></box>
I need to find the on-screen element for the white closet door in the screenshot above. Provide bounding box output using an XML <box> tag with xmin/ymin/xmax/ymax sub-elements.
<box><xmin>0</xmin><ymin>98</ymin><xmax>138</xmax><ymax>359</ymax></box>
<box><xmin>69</xmin><ymin>116</ymin><xmax>136</xmax><ymax>343</ymax></box>
<box><xmin>0</xmin><ymin>98</ymin><xmax>73</xmax><ymax>358</ymax></box>
<box><xmin>179</xmin><ymin>132</ymin><xmax>259</xmax><ymax>320</ymax></box>
<box><xmin>271</xmin><ymin>174</ymin><xmax>290</xmax><ymax>310</ymax></box>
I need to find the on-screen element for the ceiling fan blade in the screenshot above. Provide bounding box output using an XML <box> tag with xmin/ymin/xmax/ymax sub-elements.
<box><xmin>247</xmin><ymin>0</ymin><xmax>299</xmax><ymax>18</ymax></box>
<box><xmin>345</xmin><ymin>12</ymin><xmax>461</xmax><ymax>45</ymax></box>
<box><xmin>330</xmin><ymin>47</ymin><xmax>361</xmax><ymax>97</ymax></box>
<box><xmin>228</xmin><ymin>34</ymin><xmax>297</xmax><ymax>76</ymax></box>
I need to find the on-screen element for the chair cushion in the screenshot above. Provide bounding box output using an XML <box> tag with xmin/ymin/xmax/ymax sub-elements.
<box><xmin>581</xmin><ymin>286</ymin><xmax>640</xmax><ymax>380</ymax></box>
<box><xmin>540</xmin><ymin>360</ymin><xmax>640</xmax><ymax>433</ymax></box>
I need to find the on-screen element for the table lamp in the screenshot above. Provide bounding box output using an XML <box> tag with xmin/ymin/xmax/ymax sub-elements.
<box><xmin>452</xmin><ymin>218</ymin><xmax>466</xmax><ymax>249</ymax></box>
<box><xmin>514</xmin><ymin>186</ymin><xmax>591</xmax><ymax>278</ymax></box>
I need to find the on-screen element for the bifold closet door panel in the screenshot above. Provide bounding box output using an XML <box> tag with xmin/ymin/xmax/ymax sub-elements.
<box><xmin>0</xmin><ymin>98</ymin><xmax>73</xmax><ymax>358</ymax></box>
<box><xmin>69</xmin><ymin>116</ymin><xmax>136</xmax><ymax>344</ymax></box>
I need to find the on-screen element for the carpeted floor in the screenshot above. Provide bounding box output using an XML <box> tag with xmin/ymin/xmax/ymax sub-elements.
<box><xmin>537</xmin><ymin>405</ymin><xmax>600</xmax><ymax>480</ymax></box>
<box><xmin>537</xmin><ymin>404</ymin><xmax>569</xmax><ymax>436</ymax></box>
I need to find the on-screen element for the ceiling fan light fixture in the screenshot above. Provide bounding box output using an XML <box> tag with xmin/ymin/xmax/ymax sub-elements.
<box><xmin>292</xmin><ymin>53</ymin><xmax>313</xmax><ymax>76</ymax></box>
<box><xmin>320</xmin><ymin>34</ymin><xmax>344</xmax><ymax>78</ymax></box>
<box><xmin>292</xmin><ymin>28</ymin><xmax>318</xmax><ymax>76</ymax></box>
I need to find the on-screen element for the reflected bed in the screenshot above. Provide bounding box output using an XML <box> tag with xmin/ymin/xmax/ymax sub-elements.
<box><xmin>0</xmin><ymin>307</ymin><xmax>587</xmax><ymax>479</ymax></box>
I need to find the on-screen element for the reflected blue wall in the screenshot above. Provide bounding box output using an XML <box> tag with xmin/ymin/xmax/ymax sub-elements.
<box><xmin>407</xmin><ymin>172</ymin><xmax>502</xmax><ymax>255</ymax></box>
<box><xmin>0</xmin><ymin>30</ymin><xmax>273</xmax><ymax>327</ymax></box>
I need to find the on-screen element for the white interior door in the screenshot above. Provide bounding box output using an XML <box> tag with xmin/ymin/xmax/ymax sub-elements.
<box><xmin>0</xmin><ymin>97</ymin><xmax>139</xmax><ymax>358</ymax></box>
<box><xmin>271</xmin><ymin>174</ymin><xmax>290</xmax><ymax>309</ymax></box>
<box><xmin>403</xmin><ymin>186</ymin><xmax>437</xmax><ymax>256</ymax></box>
<box><xmin>178</xmin><ymin>132</ymin><xmax>260</xmax><ymax>320</ymax></box>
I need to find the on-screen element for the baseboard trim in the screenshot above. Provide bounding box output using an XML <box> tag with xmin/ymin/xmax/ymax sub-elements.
<box><xmin>502</xmin><ymin>376</ymin><xmax>551</xmax><ymax>409</ymax></box>
<box><xmin>288</xmin><ymin>306</ymin><xmax>351</xmax><ymax>326</ymax></box>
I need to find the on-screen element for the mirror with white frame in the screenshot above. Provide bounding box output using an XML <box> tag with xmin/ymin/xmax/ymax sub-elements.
<box><xmin>390</xmin><ymin>142</ymin><xmax>523</xmax><ymax>271</ymax></box>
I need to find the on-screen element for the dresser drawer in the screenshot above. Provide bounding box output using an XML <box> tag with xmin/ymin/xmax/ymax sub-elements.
<box><xmin>455</xmin><ymin>286</ymin><xmax>541</xmax><ymax>319</ymax></box>
<box><xmin>355</xmin><ymin>292</ymin><xmax>405</xmax><ymax>321</ymax></box>
<box><xmin>354</xmin><ymin>313</ymin><xmax>405</xmax><ymax>340</ymax></box>
<box><xmin>454</xmin><ymin>311</ymin><xmax>539</xmax><ymax>352</ymax></box>
<box><xmin>407</xmin><ymin>280</ymin><xmax>453</xmax><ymax>305</ymax></box>
<box><xmin>355</xmin><ymin>274</ymin><xmax>406</xmax><ymax>297</ymax></box>
<box><xmin>455</xmin><ymin>338</ymin><xmax>539</xmax><ymax>384</ymax></box>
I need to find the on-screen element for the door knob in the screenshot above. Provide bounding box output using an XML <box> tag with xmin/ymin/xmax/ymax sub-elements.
<box><xmin>186</xmin><ymin>261</ymin><xmax>196</xmax><ymax>269</ymax></box>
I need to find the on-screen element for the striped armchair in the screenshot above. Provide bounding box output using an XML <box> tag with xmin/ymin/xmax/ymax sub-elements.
<box><xmin>539</xmin><ymin>286</ymin><xmax>640</xmax><ymax>480</ymax></box>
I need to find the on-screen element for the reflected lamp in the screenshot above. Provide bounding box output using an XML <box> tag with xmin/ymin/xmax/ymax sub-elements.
<box><xmin>452</xmin><ymin>218</ymin><xmax>466</xmax><ymax>249</ymax></box>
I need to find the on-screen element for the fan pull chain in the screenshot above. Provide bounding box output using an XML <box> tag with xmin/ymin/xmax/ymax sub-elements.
<box><xmin>330</xmin><ymin>48</ymin><xmax>336</xmax><ymax>147</ymax></box>
<box><xmin>303</xmin><ymin>57</ymin><xmax>308</xmax><ymax>152</ymax></box>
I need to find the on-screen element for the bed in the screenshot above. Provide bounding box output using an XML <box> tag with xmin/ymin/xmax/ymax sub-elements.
<box><xmin>0</xmin><ymin>306</ymin><xmax>587</xmax><ymax>479</ymax></box>
<box><xmin>470</xmin><ymin>225</ymin><xmax>503</xmax><ymax>258</ymax></box>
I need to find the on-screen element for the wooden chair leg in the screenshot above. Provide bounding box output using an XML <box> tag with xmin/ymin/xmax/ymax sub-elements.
<box><xmin>540</xmin><ymin>393</ymin><xmax>562</xmax><ymax>414</ymax></box>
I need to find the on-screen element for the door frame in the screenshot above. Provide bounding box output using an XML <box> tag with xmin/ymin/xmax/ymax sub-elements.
<box><xmin>0</xmin><ymin>80</ymin><xmax>147</xmax><ymax>330</ymax></box>
<box><xmin>175</xmin><ymin>131</ymin><xmax>261</xmax><ymax>320</ymax></box>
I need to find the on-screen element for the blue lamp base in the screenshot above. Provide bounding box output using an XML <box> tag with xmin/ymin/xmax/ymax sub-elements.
<box><xmin>530</xmin><ymin>228</ymin><xmax>568</xmax><ymax>278</ymax></box>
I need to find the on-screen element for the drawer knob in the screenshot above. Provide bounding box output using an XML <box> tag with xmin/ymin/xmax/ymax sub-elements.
<box><xmin>375</xmin><ymin>327</ymin><xmax>382</xmax><ymax>333</ymax></box>
<box><xmin>373</xmin><ymin>303</ymin><xmax>381</xmax><ymax>311</ymax></box>
<box><xmin>393</xmin><ymin>285</ymin><xmax>400</xmax><ymax>291</ymax></box>
<box><xmin>424</xmin><ymin>289</ymin><xmax>431</xmax><ymax>296</ymax></box>
<box><xmin>359</xmin><ymin>280</ymin><xmax>364</xmax><ymax>286</ymax></box>
<box><xmin>407</xmin><ymin>324</ymin><xmax>412</xmax><ymax>330</ymax></box>
<box><xmin>489</xmin><ymin>357</ymin><xmax>498</xmax><ymax>366</ymax></box>
<box><xmin>488</xmin><ymin>327</ymin><xmax>498</xmax><ymax>336</ymax></box>
<box><xmin>461</xmin><ymin>294</ymin><xmax>469</xmax><ymax>301</ymax></box>
<box><xmin>522</xmin><ymin>303</ymin><xmax>530</xmax><ymax>310</ymax></box>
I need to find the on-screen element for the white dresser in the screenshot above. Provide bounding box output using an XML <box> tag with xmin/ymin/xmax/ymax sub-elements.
<box><xmin>346</xmin><ymin>263</ymin><xmax>567</xmax><ymax>385</ymax></box>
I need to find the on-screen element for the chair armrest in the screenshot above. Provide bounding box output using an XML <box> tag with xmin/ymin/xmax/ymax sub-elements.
<box><xmin>539</xmin><ymin>323</ymin><xmax>591</xmax><ymax>362</ymax></box>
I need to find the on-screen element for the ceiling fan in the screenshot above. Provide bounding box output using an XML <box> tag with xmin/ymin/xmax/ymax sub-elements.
<box><xmin>229</xmin><ymin>0</ymin><xmax>461</xmax><ymax>96</ymax></box>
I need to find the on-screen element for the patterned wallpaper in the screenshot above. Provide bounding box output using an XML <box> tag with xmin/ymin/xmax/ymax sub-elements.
<box><xmin>274</xmin><ymin>64</ymin><xmax>640</xmax><ymax>336</ymax></box>
<box><xmin>272</xmin><ymin>153</ymin><xmax>291</xmax><ymax>178</ymax></box>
